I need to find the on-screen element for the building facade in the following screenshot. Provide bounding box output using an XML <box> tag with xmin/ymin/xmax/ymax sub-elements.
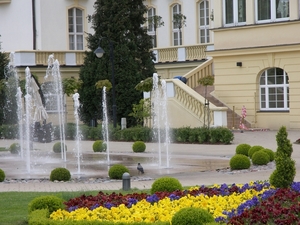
<box><xmin>1</xmin><ymin>0</ymin><xmax>300</xmax><ymax>129</ymax></box>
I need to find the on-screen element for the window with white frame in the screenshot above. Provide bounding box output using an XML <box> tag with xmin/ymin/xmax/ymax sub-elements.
<box><xmin>224</xmin><ymin>0</ymin><xmax>246</xmax><ymax>26</ymax></box>
<box><xmin>256</xmin><ymin>0</ymin><xmax>289</xmax><ymax>23</ymax></box>
<box><xmin>68</xmin><ymin>8</ymin><xmax>84</xmax><ymax>50</ymax></box>
<box><xmin>172</xmin><ymin>4</ymin><xmax>182</xmax><ymax>46</ymax></box>
<box><xmin>260</xmin><ymin>68</ymin><xmax>289</xmax><ymax>111</ymax></box>
<box><xmin>147</xmin><ymin>7</ymin><xmax>157</xmax><ymax>48</ymax></box>
<box><xmin>199</xmin><ymin>0</ymin><xmax>210</xmax><ymax>43</ymax></box>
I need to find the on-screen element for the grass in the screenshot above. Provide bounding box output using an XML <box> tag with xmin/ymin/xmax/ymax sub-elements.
<box><xmin>0</xmin><ymin>189</ymin><xmax>148</xmax><ymax>225</ymax></box>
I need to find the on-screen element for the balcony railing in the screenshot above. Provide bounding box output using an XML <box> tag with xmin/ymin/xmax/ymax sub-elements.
<box><xmin>12</xmin><ymin>44</ymin><xmax>210</xmax><ymax>67</ymax></box>
<box><xmin>152</xmin><ymin>44</ymin><xmax>208</xmax><ymax>63</ymax></box>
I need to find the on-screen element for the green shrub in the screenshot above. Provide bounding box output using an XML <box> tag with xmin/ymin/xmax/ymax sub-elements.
<box><xmin>9</xmin><ymin>143</ymin><xmax>20</xmax><ymax>154</ymax></box>
<box><xmin>50</xmin><ymin>167</ymin><xmax>71</xmax><ymax>181</ymax></box>
<box><xmin>52</xmin><ymin>142</ymin><xmax>67</xmax><ymax>153</ymax></box>
<box><xmin>175</xmin><ymin>127</ymin><xmax>191</xmax><ymax>142</ymax></box>
<box><xmin>197</xmin><ymin>127</ymin><xmax>210</xmax><ymax>143</ymax></box>
<box><xmin>0</xmin><ymin>169</ymin><xmax>5</xmax><ymax>182</ymax></box>
<box><xmin>248</xmin><ymin>145</ymin><xmax>264</xmax><ymax>158</ymax></box>
<box><xmin>108</xmin><ymin>164</ymin><xmax>129</xmax><ymax>179</ymax></box>
<box><xmin>252</xmin><ymin>150</ymin><xmax>270</xmax><ymax>165</ymax></box>
<box><xmin>171</xmin><ymin>207</ymin><xmax>214</xmax><ymax>225</ymax></box>
<box><xmin>263</xmin><ymin>148</ymin><xmax>275</xmax><ymax>162</ymax></box>
<box><xmin>93</xmin><ymin>140</ymin><xmax>107</xmax><ymax>152</ymax></box>
<box><xmin>28</xmin><ymin>195</ymin><xmax>64</xmax><ymax>214</ymax></box>
<box><xmin>209</xmin><ymin>127</ymin><xmax>233</xmax><ymax>144</ymax></box>
<box><xmin>115</xmin><ymin>126</ymin><xmax>152</xmax><ymax>142</ymax></box>
<box><xmin>151</xmin><ymin>177</ymin><xmax>183</xmax><ymax>194</ymax></box>
<box><xmin>270</xmin><ymin>126</ymin><xmax>296</xmax><ymax>188</ymax></box>
<box><xmin>236</xmin><ymin>144</ymin><xmax>251</xmax><ymax>156</ymax></box>
<box><xmin>230</xmin><ymin>154</ymin><xmax>251</xmax><ymax>170</ymax></box>
<box><xmin>132</xmin><ymin>141</ymin><xmax>146</xmax><ymax>152</ymax></box>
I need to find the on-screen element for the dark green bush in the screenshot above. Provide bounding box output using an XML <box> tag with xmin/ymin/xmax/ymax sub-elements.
<box><xmin>93</xmin><ymin>140</ymin><xmax>107</xmax><ymax>152</ymax></box>
<box><xmin>252</xmin><ymin>150</ymin><xmax>270</xmax><ymax>165</ymax></box>
<box><xmin>151</xmin><ymin>177</ymin><xmax>183</xmax><ymax>194</ymax></box>
<box><xmin>248</xmin><ymin>145</ymin><xmax>264</xmax><ymax>158</ymax></box>
<box><xmin>108</xmin><ymin>164</ymin><xmax>129</xmax><ymax>180</ymax></box>
<box><xmin>65</xmin><ymin>123</ymin><xmax>76</xmax><ymax>139</ymax></box>
<box><xmin>171</xmin><ymin>207</ymin><xmax>214</xmax><ymax>225</ymax></box>
<box><xmin>236</xmin><ymin>143</ymin><xmax>251</xmax><ymax>156</ymax></box>
<box><xmin>9</xmin><ymin>143</ymin><xmax>20</xmax><ymax>154</ymax></box>
<box><xmin>197</xmin><ymin>127</ymin><xmax>210</xmax><ymax>143</ymax></box>
<box><xmin>263</xmin><ymin>148</ymin><xmax>275</xmax><ymax>161</ymax></box>
<box><xmin>132</xmin><ymin>141</ymin><xmax>146</xmax><ymax>152</ymax></box>
<box><xmin>175</xmin><ymin>127</ymin><xmax>191</xmax><ymax>142</ymax></box>
<box><xmin>50</xmin><ymin>167</ymin><xmax>71</xmax><ymax>181</ymax></box>
<box><xmin>0</xmin><ymin>124</ymin><xmax>18</xmax><ymax>139</ymax></box>
<box><xmin>210</xmin><ymin>127</ymin><xmax>233</xmax><ymax>144</ymax></box>
<box><xmin>28</xmin><ymin>195</ymin><xmax>64</xmax><ymax>214</ymax></box>
<box><xmin>230</xmin><ymin>154</ymin><xmax>251</xmax><ymax>170</ymax></box>
<box><xmin>52</xmin><ymin>142</ymin><xmax>67</xmax><ymax>153</ymax></box>
<box><xmin>115</xmin><ymin>127</ymin><xmax>151</xmax><ymax>142</ymax></box>
<box><xmin>0</xmin><ymin>169</ymin><xmax>5</xmax><ymax>182</ymax></box>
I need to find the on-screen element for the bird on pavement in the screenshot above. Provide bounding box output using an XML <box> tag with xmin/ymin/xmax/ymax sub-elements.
<box><xmin>137</xmin><ymin>163</ymin><xmax>144</xmax><ymax>174</ymax></box>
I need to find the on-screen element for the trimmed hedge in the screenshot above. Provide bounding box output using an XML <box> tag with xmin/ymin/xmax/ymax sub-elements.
<box><xmin>132</xmin><ymin>141</ymin><xmax>146</xmax><ymax>153</ymax></box>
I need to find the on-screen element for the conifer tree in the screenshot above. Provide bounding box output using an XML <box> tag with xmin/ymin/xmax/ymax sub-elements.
<box><xmin>0</xmin><ymin>51</ymin><xmax>9</xmax><ymax>125</ymax></box>
<box><xmin>78</xmin><ymin>0</ymin><xmax>156</xmax><ymax>127</ymax></box>
<box><xmin>270</xmin><ymin>126</ymin><xmax>296</xmax><ymax>188</ymax></box>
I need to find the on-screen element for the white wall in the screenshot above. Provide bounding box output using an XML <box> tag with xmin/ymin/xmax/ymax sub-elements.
<box><xmin>0</xmin><ymin>0</ymin><xmax>96</xmax><ymax>52</ymax></box>
<box><xmin>0</xmin><ymin>0</ymin><xmax>33</xmax><ymax>52</ymax></box>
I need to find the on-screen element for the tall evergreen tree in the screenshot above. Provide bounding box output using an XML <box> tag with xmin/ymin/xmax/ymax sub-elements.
<box><xmin>0</xmin><ymin>51</ymin><xmax>10</xmax><ymax>125</ymax></box>
<box><xmin>79</xmin><ymin>0</ymin><xmax>156</xmax><ymax>127</ymax></box>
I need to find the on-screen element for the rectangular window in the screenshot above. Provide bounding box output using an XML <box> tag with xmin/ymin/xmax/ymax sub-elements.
<box><xmin>68</xmin><ymin>8</ymin><xmax>84</xmax><ymax>50</ymax></box>
<box><xmin>172</xmin><ymin>4</ymin><xmax>182</xmax><ymax>46</ymax></box>
<box><xmin>224</xmin><ymin>0</ymin><xmax>246</xmax><ymax>26</ymax></box>
<box><xmin>256</xmin><ymin>0</ymin><xmax>289</xmax><ymax>22</ymax></box>
<box><xmin>199</xmin><ymin>0</ymin><xmax>210</xmax><ymax>43</ymax></box>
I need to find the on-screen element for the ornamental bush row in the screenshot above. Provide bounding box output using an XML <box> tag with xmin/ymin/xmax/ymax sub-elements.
<box><xmin>230</xmin><ymin>143</ymin><xmax>275</xmax><ymax>170</ymax></box>
<box><xmin>0</xmin><ymin>124</ymin><xmax>234</xmax><ymax>144</ymax></box>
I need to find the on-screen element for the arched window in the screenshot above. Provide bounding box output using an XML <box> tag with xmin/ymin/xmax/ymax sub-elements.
<box><xmin>199</xmin><ymin>0</ymin><xmax>210</xmax><ymax>43</ymax></box>
<box><xmin>172</xmin><ymin>4</ymin><xmax>182</xmax><ymax>46</ymax></box>
<box><xmin>260</xmin><ymin>68</ymin><xmax>289</xmax><ymax>111</ymax></box>
<box><xmin>68</xmin><ymin>8</ymin><xmax>84</xmax><ymax>50</ymax></box>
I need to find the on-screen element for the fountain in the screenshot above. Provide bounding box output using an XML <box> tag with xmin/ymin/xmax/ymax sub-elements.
<box><xmin>72</xmin><ymin>93</ymin><xmax>82</xmax><ymax>175</ymax></box>
<box><xmin>45</xmin><ymin>55</ymin><xmax>66</xmax><ymax>161</ymax></box>
<box><xmin>102</xmin><ymin>86</ymin><xmax>110</xmax><ymax>164</ymax></box>
<box><xmin>152</xmin><ymin>73</ymin><xmax>171</xmax><ymax>168</ymax></box>
<box><xmin>4</xmin><ymin>52</ymin><xmax>24</xmax><ymax>158</ymax></box>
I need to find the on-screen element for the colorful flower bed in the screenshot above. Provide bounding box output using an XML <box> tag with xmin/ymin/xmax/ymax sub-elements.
<box><xmin>47</xmin><ymin>181</ymin><xmax>300</xmax><ymax>224</ymax></box>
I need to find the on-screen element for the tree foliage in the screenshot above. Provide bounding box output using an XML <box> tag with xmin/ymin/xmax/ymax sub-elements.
<box><xmin>78</xmin><ymin>0</ymin><xmax>156</xmax><ymax>127</ymax></box>
<box><xmin>0</xmin><ymin>52</ymin><xmax>14</xmax><ymax>125</ymax></box>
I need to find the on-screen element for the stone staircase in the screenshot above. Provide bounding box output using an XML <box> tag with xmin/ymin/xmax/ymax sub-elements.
<box><xmin>193</xmin><ymin>85</ymin><xmax>252</xmax><ymax>129</ymax></box>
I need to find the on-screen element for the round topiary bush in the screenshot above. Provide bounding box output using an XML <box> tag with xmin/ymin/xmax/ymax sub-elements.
<box><xmin>252</xmin><ymin>150</ymin><xmax>270</xmax><ymax>165</ymax></box>
<box><xmin>52</xmin><ymin>142</ymin><xmax>67</xmax><ymax>153</ymax></box>
<box><xmin>263</xmin><ymin>148</ymin><xmax>275</xmax><ymax>162</ymax></box>
<box><xmin>0</xmin><ymin>169</ymin><xmax>5</xmax><ymax>182</ymax></box>
<box><xmin>248</xmin><ymin>145</ymin><xmax>264</xmax><ymax>158</ymax></box>
<box><xmin>93</xmin><ymin>140</ymin><xmax>107</xmax><ymax>152</ymax></box>
<box><xmin>28</xmin><ymin>195</ymin><xmax>64</xmax><ymax>214</ymax></box>
<box><xmin>171</xmin><ymin>207</ymin><xmax>214</xmax><ymax>225</ymax></box>
<box><xmin>132</xmin><ymin>141</ymin><xmax>146</xmax><ymax>153</ymax></box>
<box><xmin>108</xmin><ymin>164</ymin><xmax>129</xmax><ymax>179</ymax></box>
<box><xmin>151</xmin><ymin>177</ymin><xmax>183</xmax><ymax>194</ymax></box>
<box><xmin>230</xmin><ymin>154</ymin><xmax>251</xmax><ymax>170</ymax></box>
<box><xmin>50</xmin><ymin>167</ymin><xmax>71</xmax><ymax>181</ymax></box>
<box><xmin>9</xmin><ymin>143</ymin><xmax>20</xmax><ymax>154</ymax></box>
<box><xmin>236</xmin><ymin>143</ymin><xmax>251</xmax><ymax>156</ymax></box>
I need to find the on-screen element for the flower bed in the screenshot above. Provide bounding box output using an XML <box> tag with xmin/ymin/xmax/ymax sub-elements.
<box><xmin>28</xmin><ymin>181</ymin><xmax>300</xmax><ymax>224</ymax></box>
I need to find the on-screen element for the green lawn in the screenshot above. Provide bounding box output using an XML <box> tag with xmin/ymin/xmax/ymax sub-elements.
<box><xmin>0</xmin><ymin>189</ymin><xmax>147</xmax><ymax>225</ymax></box>
<box><xmin>0</xmin><ymin>191</ymin><xmax>98</xmax><ymax>225</ymax></box>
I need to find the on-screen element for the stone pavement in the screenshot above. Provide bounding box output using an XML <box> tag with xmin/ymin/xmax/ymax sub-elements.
<box><xmin>0</xmin><ymin>130</ymin><xmax>300</xmax><ymax>192</ymax></box>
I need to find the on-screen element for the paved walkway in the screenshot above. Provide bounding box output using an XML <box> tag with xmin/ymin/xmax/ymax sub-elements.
<box><xmin>0</xmin><ymin>130</ymin><xmax>300</xmax><ymax>192</ymax></box>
